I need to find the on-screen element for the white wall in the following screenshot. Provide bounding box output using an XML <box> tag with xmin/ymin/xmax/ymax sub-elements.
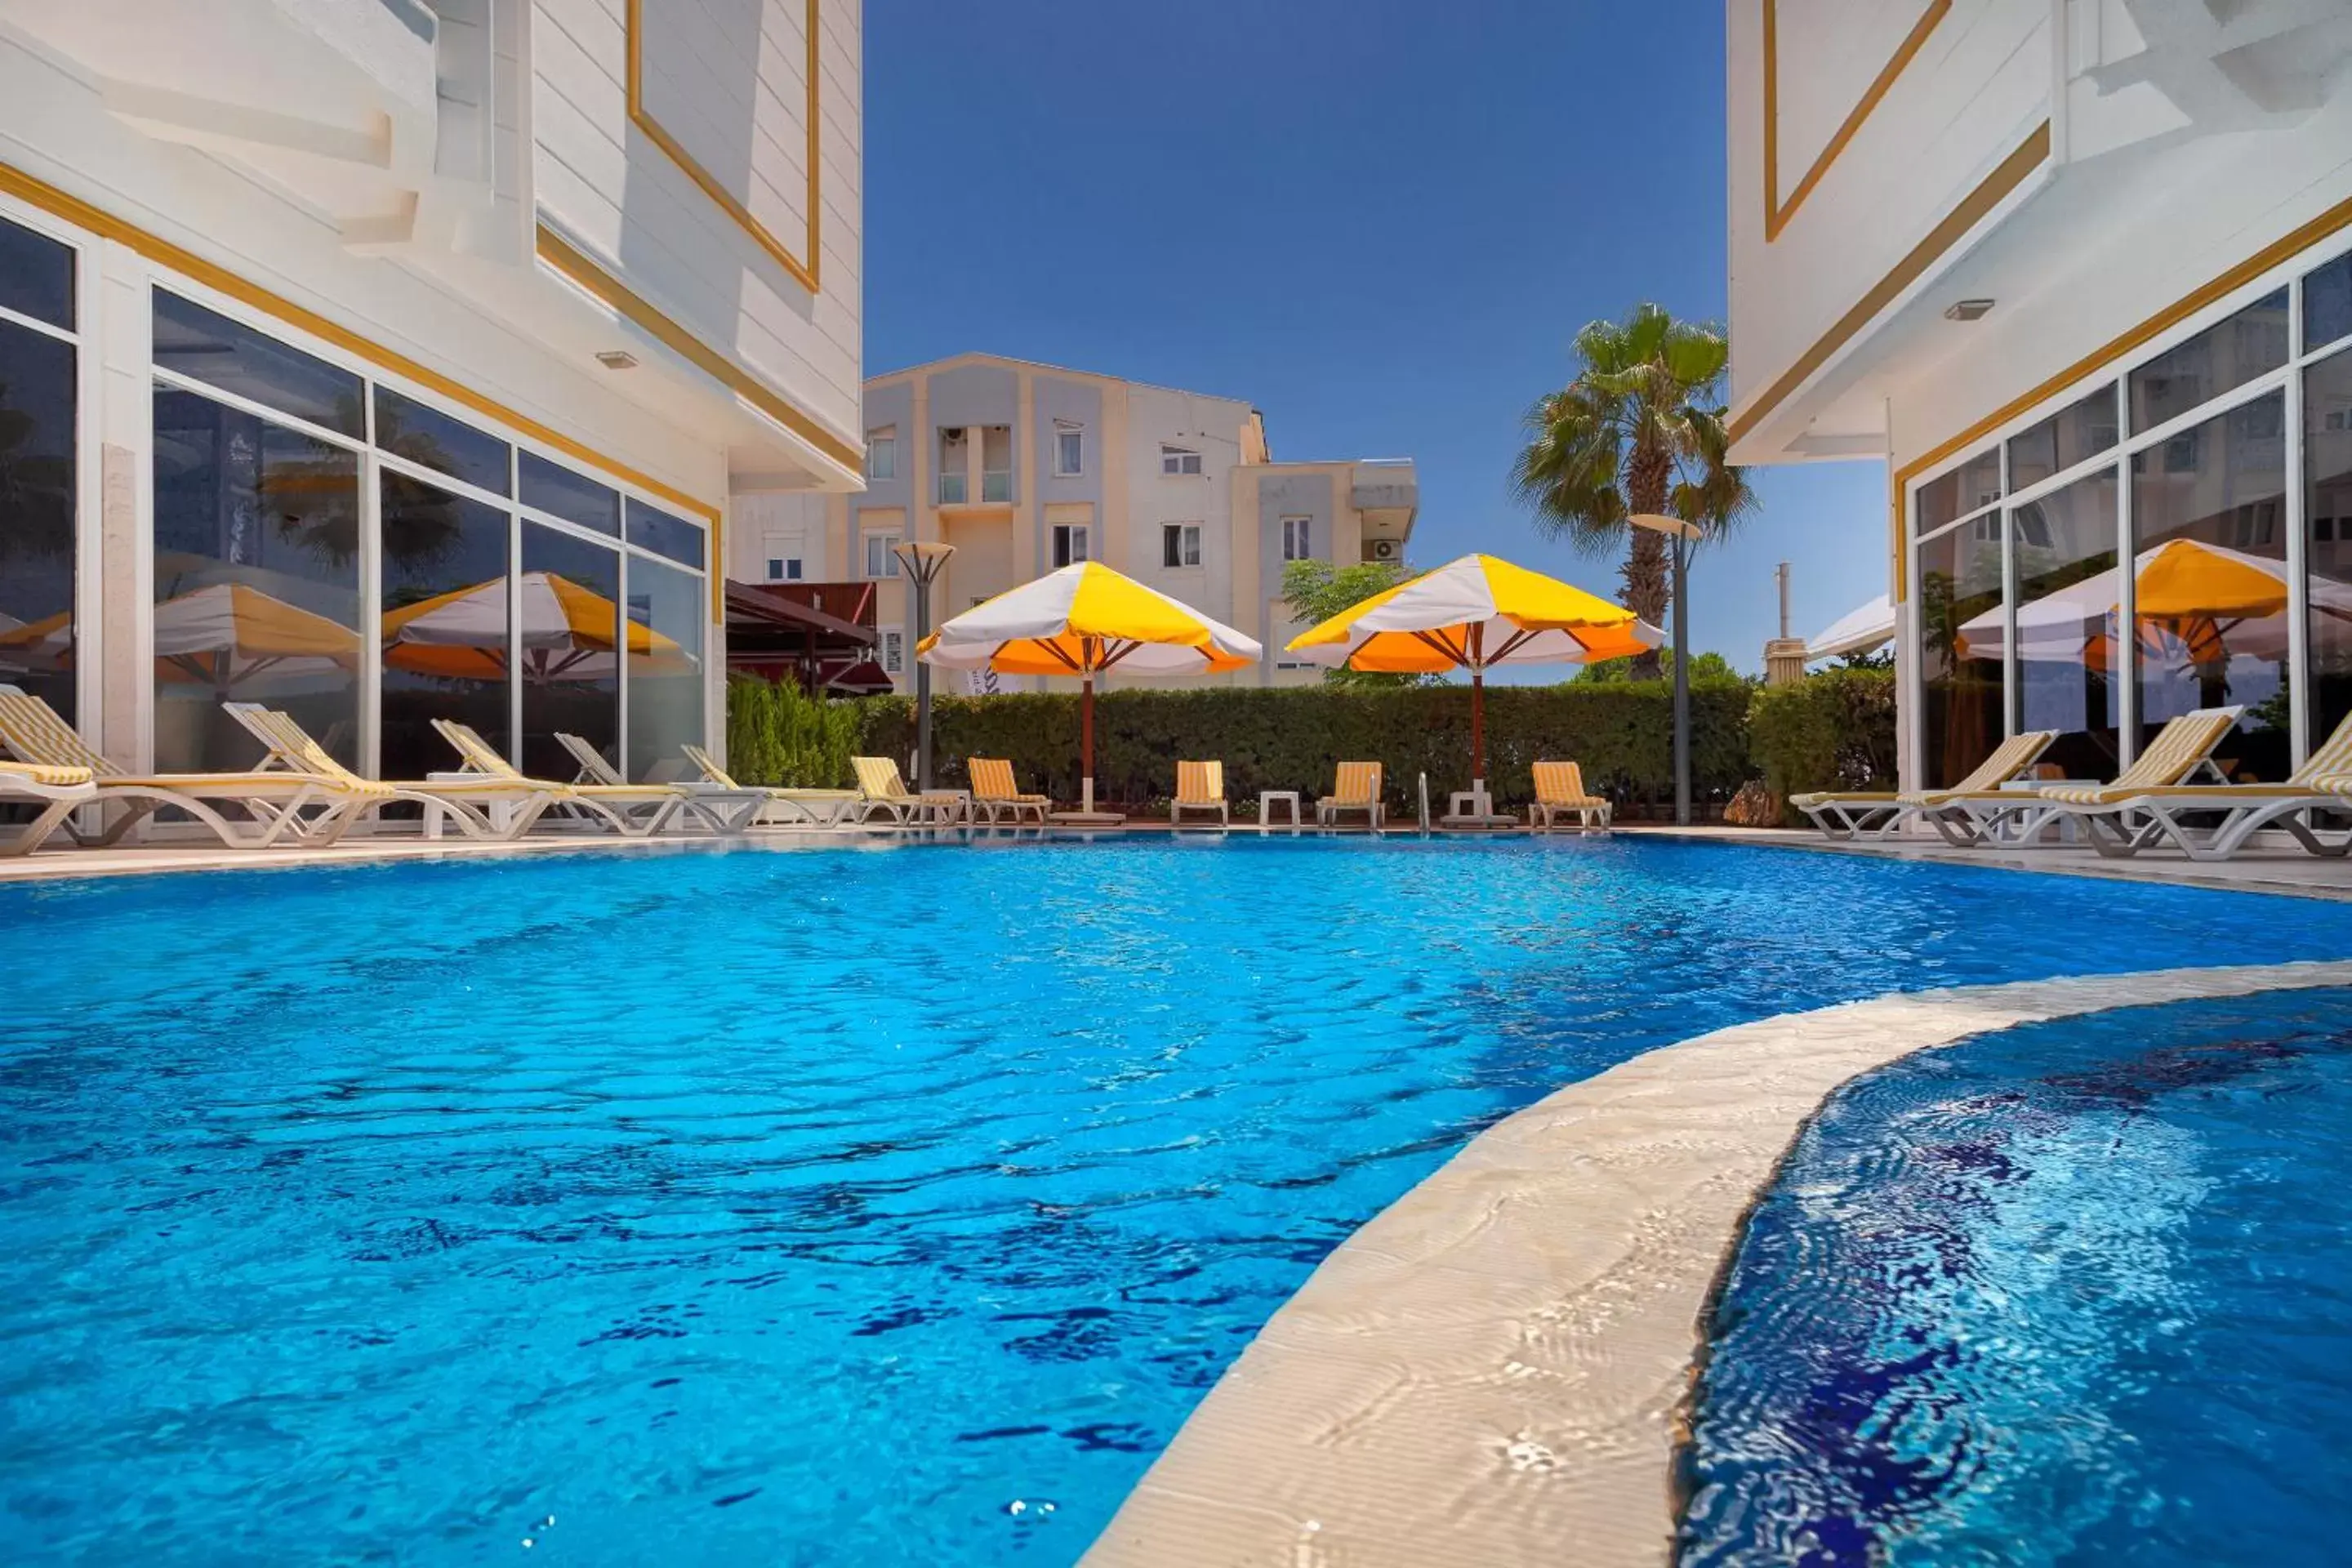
<box><xmin>529</xmin><ymin>0</ymin><xmax>862</xmax><ymax>456</ymax></box>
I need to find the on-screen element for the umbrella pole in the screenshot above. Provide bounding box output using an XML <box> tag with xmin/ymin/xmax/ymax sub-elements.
<box><xmin>1080</xmin><ymin>669</ymin><xmax>1095</xmax><ymax>814</ymax></box>
<box><xmin>1471</xmin><ymin>663</ymin><xmax>1486</xmax><ymax>810</ymax></box>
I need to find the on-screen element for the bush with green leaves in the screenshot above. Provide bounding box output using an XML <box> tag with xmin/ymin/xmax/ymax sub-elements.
<box><xmin>846</xmin><ymin>679</ymin><xmax>1755</xmax><ymax>809</ymax></box>
<box><xmin>1746</xmin><ymin>667</ymin><xmax>1897</xmax><ymax>805</ymax></box>
<box><xmin>724</xmin><ymin>674</ymin><xmax>862</xmax><ymax>787</ymax></box>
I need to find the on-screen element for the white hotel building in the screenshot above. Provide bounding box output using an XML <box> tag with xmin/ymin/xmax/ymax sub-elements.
<box><xmin>0</xmin><ymin>0</ymin><xmax>863</xmax><ymax>787</ymax></box>
<box><xmin>1728</xmin><ymin>1</ymin><xmax>2352</xmax><ymax>791</ymax></box>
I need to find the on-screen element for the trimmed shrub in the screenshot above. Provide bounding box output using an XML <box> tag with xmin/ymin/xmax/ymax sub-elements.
<box><xmin>1747</xmin><ymin>668</ymin><xmax>1897</xmax><ymax>805</ymax></box>
<box><xmin>846</xmin><ymin>679</ymin><xmax>1755</xmax><ymax>810</ymax></box>
<box><xmin>724</xmin><ymin>674</ymin><xmax>862</xmax><ymax>787</ymax></box>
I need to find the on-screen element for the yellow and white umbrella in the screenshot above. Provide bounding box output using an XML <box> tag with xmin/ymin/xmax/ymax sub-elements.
<box><xmin>1285</xmin><ymin>553</ymin><xmax>1659</xmax><ymax>796</ymax></box>
<box><xmin>920</xmin><ymin>561</ymin><xmax>1262</xmax><ymax>816</ymax></box>
<box><xmin>382</xmin><ymin>571</ymin><xmax>684</xmax><ymax>683</ymax></box>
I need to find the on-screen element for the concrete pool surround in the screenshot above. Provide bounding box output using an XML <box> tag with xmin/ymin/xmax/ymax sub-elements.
<box><xmin>1081</xmin><ymin>960</ymin><xmax>2352</xmax><ymax>1568</ymax></box>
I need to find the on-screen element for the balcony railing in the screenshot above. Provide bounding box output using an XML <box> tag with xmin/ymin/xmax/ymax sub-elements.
<box><xmin>982</xmin><ymin>470</ymin><xmax>1011</xmax><ymax>504</ymax></box>
<box><xmin>938</xmin><ymin>474</ymin><xmax>968</xmax><ymax>505</ymax></box>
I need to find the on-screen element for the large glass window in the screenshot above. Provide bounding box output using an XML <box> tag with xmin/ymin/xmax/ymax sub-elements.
<box><xmin>1918</xmin><ymin>517</ymin><xmax>2007</xmax><ymax>788</ymax></box>
<box><xmin>2309</xmin><ymin>349</ymin><xmax>2352</xmax><ymax>753</ymax></box>
<box><xmin>519</xmin><ymin>450</ymin><xmax>619</xmax><ymax>537</ymax></box>
<box><xmin>380</xmin><ymin>471</ymin><xmax>510</xmax><ymax>781</ymax></box>
<box><xmin>518</xmin><ymin>520</ymin><xmax>618</xmax><ymax>782</ymax></box>
<box><xmin>151</xmin><ymin>387</ymin><xmax>361</xmax><ymax>772</ymax></box>
<box><xmin>2129</xmin><ymin>392</ymin><xmax>2288</xmax><ymax>779</ymax></box>
<box><xmin>0</xmin><ymin>316</ymin><xmax>77</xmax><ymax>727</ymax></box>
<box><xmin>1916</xmin><ymin>448</ymin><xmax>2002</xmax><ymax>534</ymax></box>
<box><xmin>2010</xmin><ymin>466</ymin><xmax>2122</xmax><ymax>782</ymax></box>
<box><xmin>154</xmin><ymin>292</ymin><xmax>363</xmax><ymax>439</ymax></box>
<box><xmin>625</xmin><ymin>555</ymin><xmax>705</xmax><ymax>782</ymax></box>
<box><xmin>374</xmin><ymin>385</ymin><xmax>510</xmax><ymax>497</ymax></box>
<box><xmin>0</xmin><ymin>218</ymin><xmax>73</xmax><ymax>331</ymax></box>
<box><xmin>2007</xmin><ymin>384</ymin><xmax>2118</xmax><ymax>491</ymax></box>
<box><xmin>2128</xmin><ymin>288</ymin><xmax>2288</xmax><ymax>433</ymax></box>
<box><xmin>2307</xmin><ymin>250</ymin><xmax>2352</xmax><ymax>354</ymax></box>
<box><xmin>625</xmin><ymin>500</ymin><xmax>705</xmax><ymax>570</ymax></box>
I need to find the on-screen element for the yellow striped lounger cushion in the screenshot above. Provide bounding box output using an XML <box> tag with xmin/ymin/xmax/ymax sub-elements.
<box><xmin>1533</xmin><ymin>760</ymin><xmax>1604</xmax><ymax>806</ymax></box>
<box><xmin>1176</xmin><ymin>760</ymin><xmax>1223</xmax><ymax>804</ymax></box>
<box><xmin>1331</xmin><ymin>761</ymin><xmax>1381</xmax><ymax>804</ymax></box>
<box><xmin>0</xmin><ymin>686</ymin><xmax>116</xmax><ymax>775</ymax></box>
<box><xmin>2038</xmin><ymin>709</ymin><xmax>2240</xmax><ymax>806</ymax></box>
<box><xmin>0</xmin><ymin>759</ymin><xmax>94</xmax><ymax>788</ymax></box>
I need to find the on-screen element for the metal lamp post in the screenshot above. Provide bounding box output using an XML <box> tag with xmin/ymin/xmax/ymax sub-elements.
<box><xmin>1631</xmin><ymin>514</ymin><xmax>1703</xmax><ymax>826</ymax></box>
<box><xmin>892</xmin><ymin>539</ymin><xmax>956</xmax><ymax>790</ymax></box>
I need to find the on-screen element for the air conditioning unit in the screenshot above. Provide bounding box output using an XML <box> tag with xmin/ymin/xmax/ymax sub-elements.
<box><xmin>1364</xmin><ymin>538</ymin><xmax>1400</xmax><ymax>563</ymax></box>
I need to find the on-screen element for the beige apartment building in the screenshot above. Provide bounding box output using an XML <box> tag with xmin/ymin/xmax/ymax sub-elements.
<box><xmin>726</xmin><ymin>354</ymin><xmax>1419</xmax><ymax>690</ymax></box>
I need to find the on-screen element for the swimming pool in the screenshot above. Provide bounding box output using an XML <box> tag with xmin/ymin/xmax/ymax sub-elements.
<box><xmin>5</xmin><ymin>836</ymin><xmax>2350</xmax><ymax>1565</ymax></box>
<box><xmin>1678</xmin><ymin>986</ymin><xmax>2352</xmax><ymax>1567</ymax></box>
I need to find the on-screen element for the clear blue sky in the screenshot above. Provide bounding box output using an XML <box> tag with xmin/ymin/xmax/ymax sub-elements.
<box><xmin>865</xmin><ymin>0</ymin><xmax>1888</xmax><ymax>676</ymax></box>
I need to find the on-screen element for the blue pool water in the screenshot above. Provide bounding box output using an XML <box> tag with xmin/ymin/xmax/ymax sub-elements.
<box><xmin>1679</xmin><ymin>986</ymin><xmax>2352</xmax><ymax>1566</ymax></box>
<box><xmin>5</xmin><ymin>836</ymin><xmax>2351</xmax><ymax>1566</ymax></box>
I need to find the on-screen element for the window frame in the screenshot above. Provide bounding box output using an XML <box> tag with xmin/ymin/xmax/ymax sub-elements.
<box><xmin>1160</xmin><ymin>443</ymin><xmax>1204</xmax><ymax>477</ymax></box>
<box><xmin>864</xmin><ymin>531</ymin><xmax>902</xmax><ymax>579</ymax></box>
<box><xmin>1051</xmin><ymin>523</ymin><xmax>1090</xmax><ymax>568</ymax></box>
<box><xmin>1161</xmin><ymin>522</ymin><xmax>1202</xmax><ymax>569</ymax></box>
<box><xmin>1906</xmin><ymin>238</ymin><xmax>2348</xmax><ymax>782</ymax></box>
<box><xmin>1281</xmin><ymin>514</ymin><xmax>1313</xmax><ymax>563</ymax></box>
<box><xmin>866</xmin><ymin>426</ymin><xmax>898</xmax><ymax>481</ymax></box>
<box><xmin>1054</xmin><ymin>423</ymin><xmax>1085</xmax><ymax>477</ymax></box>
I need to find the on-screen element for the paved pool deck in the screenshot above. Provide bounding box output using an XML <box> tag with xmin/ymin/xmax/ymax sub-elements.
<box><xmin>5</xmin><ymin>818</ymin><xmax>2352</xmax><ymax>900</ymax></box>
<box><xmin>1080</xmin><ymin>960</ymin><xmax>2352</xmax><ymax>1568</ymax></box>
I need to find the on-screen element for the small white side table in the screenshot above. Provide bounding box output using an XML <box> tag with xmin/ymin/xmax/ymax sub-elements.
<box><xmin>1258</xmin><ymin>790</ymin><xmax>1303</xmax><ymax>828</ymax></box>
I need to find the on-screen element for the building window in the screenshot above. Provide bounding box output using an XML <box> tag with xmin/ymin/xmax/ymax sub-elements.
<box><xmin>1161</xmin><ymin>444</ymin><xmax>1202</xmax><ymax>475</ymax></box>
<box><xmin>1161</xmin><ymin>523</ymin><xmax>1201</xmax><ymax>568</ymax></box>
<box><xmin>938</xmin><ymin>427</ymin><xmax>968</xmax><ymax>504</ymax></box>
<box><xmin>867</xmin><ymin>427</ymin><xmax>897</xmax><ymax>480</ymax></box>
<box><xmin>865</xmin><ymin>533</ymin><xmax>902</xmax><ymax>578</ymax></box>
<box><xmin>1052</xmin><ymin>524</ymin><xmax>1089</xmax><ymax>568</ymax></box>
<box><xmin>0</xmin><ymin>216</ymin><xmax>78</xmax><ymax>731</ymax></box>
<box><xmin>880</xmin><ymin>626</ymin><xmax>905</xmax><ymax>675</ymax></box>
<box><xmin>1281</xmin><ymin>515</ymin><xmax>1312</xmax><ymax>561</ymax></box>
<box><xmin>1054</xmin><ymin>425</ymin><xmax>1084</xmax><ymax>476</ymax></box>
<box><xmin>982</xmin><ymin>425</ymin><xmax>1011</xmax><ymax>503</ymax></box>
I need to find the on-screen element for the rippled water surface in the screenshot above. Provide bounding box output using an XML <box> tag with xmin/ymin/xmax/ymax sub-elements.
<box><xmin>1681</xmin><ymin>987</ymin><xmax>2352</xmax><ymax>1567</ymax></box>
<box><xmin>6</xmin><ymin>836</ymin><xmax>2352</xmax><ymax>1566</ymax></box>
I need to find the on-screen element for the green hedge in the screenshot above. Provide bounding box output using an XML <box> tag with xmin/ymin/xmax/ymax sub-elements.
<box><xmin>724</xmin><ymin>673</ymin><xmax>862</xmax><ymax>787</ymax></box>
<box><xmin>1747</xmin><ymin>668</ymin><xmax>1897</xmax><ymax>804</ymax></box>
<box><xmin>845</xmin><ymin>680</ymin><xmax>1756</xmax><ymax>808</ymax></box>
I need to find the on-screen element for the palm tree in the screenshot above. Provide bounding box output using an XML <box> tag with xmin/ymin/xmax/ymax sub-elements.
<box><xmin>1511</xmin><ymin>303</ymin><xmax>1756</xmax><ymax>679</ymax></box>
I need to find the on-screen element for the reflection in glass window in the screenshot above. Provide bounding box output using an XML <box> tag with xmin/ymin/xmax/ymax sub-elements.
<box><xmin>153</xmin><ymin>292</ymin><xmax>364</xmax><ymax>438</ymax></box>
<box><xmin>374</xmin><ymin>386</ymin><xmax>510</xmax><ymax>497</ymax></box>
<box><xmin>2309</xmin><ymin>350</ymin><xmax>2352</xmax><ymax>754</ymax></box>
<box><xmin>0</xmin><ymin>216</ymin><xmax>74</xmax><ymax>332</ymax></box>
<box><xmin>2307</xmin><ymin>250</ymin><xmax>2352</xmax><ymax>354</ymax></box>
<box><xmin>518</xmin><ymin>520</ymin><xmax>619</xmax><ymax>781</ymax></box>
<box><xmin>1918</xmin><ymin>521</ymin><xmax>2005</xmax><ymax>788</ymax></box>
<box><xmin>626</xmin><ymin>555</ymin><xmax>705</xmax><ymax>782</ymax></box>
<box><xmin>519</xmin><ymin>450</ymin><xmax>619</xmax><ymax>536</ymax></box>
<box><xmin>379</xmin><ymin>471</ymin><xmax>510</xmax><ymax>782</ymax></box>
<box><xmin>0</xmin><ymin>319</ymin><xmax>77</xmax><ymax>727</ymax></box>
<box><xmin>2007</xmin><ymin>383</ymin><xmax>2118</xmax><ymax>491</ymax></box>
<box><xmin>625</xmin><ymin>500</ymin><xmax>706</xmax><ymax>570</ymax></box>
<box><xmin>2127</xmin><ymin>288</ymin><xmax>2287</xmax><ymax>433</ymax></box>
<box><xmin>151</xmin><ymin>387</ymin><xmax>361</xmax><ymax>772</ymax></box>
<box><xmin>2011</xmin><ymin>466</ymin><xmax>2122</xmax><ymax>782</ymax></box>
<box><xmin>2130</xmin><ymin>392</ymin><xmax>2288</xmax><ymax>779</ymax></box>
<box><xmin>1913</xmin><ymin>447</ymin><xmax>2001</xmax><ymax>535</ymax></box>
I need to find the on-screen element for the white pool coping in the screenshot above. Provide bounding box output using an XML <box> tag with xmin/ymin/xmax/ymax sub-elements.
<box><xmin>1080</xmin><ymin>960</ymin><xmax>2352</xmax><ymax>1568</ymax></box>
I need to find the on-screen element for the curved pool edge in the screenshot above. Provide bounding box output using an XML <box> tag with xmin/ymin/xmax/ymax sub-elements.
<box><xmin>1078</xmin><ymin>959</ymin><xmax>2352</xmax><ymax>1568</ymax></box>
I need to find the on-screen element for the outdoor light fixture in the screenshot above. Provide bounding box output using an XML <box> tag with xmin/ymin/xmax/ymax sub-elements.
<box><xmin>595</xmin><ymin>350</ymin><xmax>639</xmax><ymax>369</ymax></box>
<box><xmin>1631</xmin><ymin>514</ymin><xmax>1700</xmax><ymax>826</ymax></box>
<box><xmin>1943</xmin><ymin>299</ymin><xmax>1995</xmax><ymax>322</ymax></box>
<box><xmin>891</xmin><ymin>539</ymin><xmax>957</xmax><ymax>791</ymax></box>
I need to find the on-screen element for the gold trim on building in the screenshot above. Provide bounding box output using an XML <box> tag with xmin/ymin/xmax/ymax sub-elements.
<box><xmin>0</xmin><ymin>156</ymin><xmax>723</xmax><ymax>531</ymax></box>
<box><xmin>626</xmin><ymin>0</ymin><xmax>822</xmax><ymax>296</ymax></box>
<box><xmin>1763</xmin><ymin>0</ymin><xmax>1950</xmax><ymax>243</ymax></box>
<box><xmin>533</xmin><ymin>225</ymin><xmax>860</xmax><ymax>474</ymax></box>
<box><xmin>1729</xmin><ymin>121</ymin><xmax>2052</xmax><ymax>449</ymax></box>
<box><xmin>1889</xmin><ymin>187</ymin><xmax>2352</xmax><ymax>598</ymax></box>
